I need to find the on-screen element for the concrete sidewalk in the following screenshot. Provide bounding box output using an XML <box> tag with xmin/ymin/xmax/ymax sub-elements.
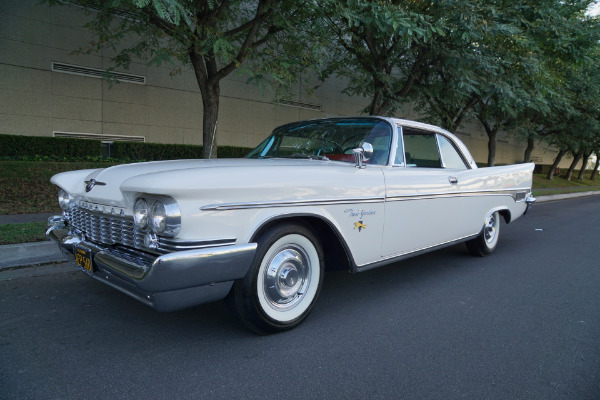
<box><xmin>0</xmin><ymin>213</ymin><xmax>70</xmax><ymax>274</ymax></box>
<box><xmin>0</xmin><ymin>212</ymin><xmax>56</xmax><ymax>225</ymax></box>
<box><xmin>0</xmin><ymin>241</ymin><xmax>69</xmax><ymax>269</ymax></box>
<box><xmin>0</xmin><ymin>191</ymin><xmax>599</xmax><ymax>274</ymax></box>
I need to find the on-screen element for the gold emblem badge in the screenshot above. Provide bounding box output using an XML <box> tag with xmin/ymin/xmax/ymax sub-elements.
<box><xmin>354</xmin><ymin>221</ymin><xmax>367</xmax><ymax>232</ymax></box>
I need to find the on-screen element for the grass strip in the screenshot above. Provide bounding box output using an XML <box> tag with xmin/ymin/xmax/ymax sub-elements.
<box><xmin>532</xmin><ymin>187</ymin><xmax>600</xmax><ymax>197</ymax></box>
<box><xmin>532</xmin><ymin>173</ymin><xmax>600</xmax><ymax>189</ymax></box>
<box><xmin>0</xmin><ymin>222</ymin><xmax>47</xmax><ymax>245</ymax></box>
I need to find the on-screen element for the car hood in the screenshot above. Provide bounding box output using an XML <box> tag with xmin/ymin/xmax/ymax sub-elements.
<box><xmin>51</xmin><ymin>158</ymin><xmax>386</xmax><ymax>208</ymax></box>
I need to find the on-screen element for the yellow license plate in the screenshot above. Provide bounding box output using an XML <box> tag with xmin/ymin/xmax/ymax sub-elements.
<box><xmin>74</xmin><ymin>245</ymin><xmax>93</xmax><ymax>275</ymax></box>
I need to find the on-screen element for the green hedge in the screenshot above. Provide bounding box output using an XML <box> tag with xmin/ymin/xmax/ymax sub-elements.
<box><xmin>0</xmin><ymin>134</ymin><xmax>101</xmax><ymax>158</ymax></box>
<box><xmin>218</xmin><ymin>145</ymin><xmax>252</xmax><ymax>158</ymax></box>
<box><xmin>111</xmin><ymin>141</ymin><xmax>251</xmax><ymax>160</ymax></box>
<box><xmin>0</xmin><ymin>134</ymin><xmax>252</xmax><ymax>161</ymax></box>
<box><xmin>111</xmin><ymin>141</ymin><xmax>204</xmax><ymax>160</ymax></box>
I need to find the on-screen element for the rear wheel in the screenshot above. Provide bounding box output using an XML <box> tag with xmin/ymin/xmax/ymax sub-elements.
<box><xmin>466</xmin><ymin>211</ymin><xmax>501</xmax><ymax>257</ymax></box>
<box><xmin>229</xmin><ymin>223</ymin><xmax>324</xmax><ymax>334</ymax></box>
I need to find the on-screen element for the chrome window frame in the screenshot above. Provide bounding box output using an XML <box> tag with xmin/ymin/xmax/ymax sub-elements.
<box><xmin>389</xmin><ymin>124</ymin><xmax>405</xmax><ymax>167</ymax></box>
<box><xmin>390</xmin><ymin>119</ymin><xmax>477</xmax><ymax>169</ymax></box>
<box><xmin>396</xmin><ymin>127</ymin><xmax>443</xmax><ymax>168</ymax></box>
<box><xmin>436</xmin><ymin>133</ymin><xmax>470</xmax><ymax>170</ymax></box>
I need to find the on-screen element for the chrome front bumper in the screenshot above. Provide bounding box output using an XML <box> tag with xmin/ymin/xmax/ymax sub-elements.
<box><xmin>47</xmin><ymin>216</ymin><xmax>257</xmax><ymax>312</ymax></box>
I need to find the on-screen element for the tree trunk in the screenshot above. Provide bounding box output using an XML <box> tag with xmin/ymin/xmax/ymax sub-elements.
<box><xmin>486</xmin><ymin>129</ymin><xmax>497</xmax><ymax>167</ymax></box>
<box><xmin>369</xmin><ymin>79</ymin><xmax>386</xmax><ymax>115</ymax></box>
<box><xmin>478</xmin><ymin>117</ymin><xmax>498</xmax><ymax>167</ymax></box>
<box><xmin>565</xmin><ymin>153</ymin><xmax>582</xmax><ymax>181</ymax></box>
<box><xmin>547</xmin><ymin>149</ymin><xmax>566</xmax><ymax>180</ymax></box>
<box><xmin>189</xmin><ymin>51</ymin><xmax>221</xmax><ymax>159</ymax></box>
<box><xmin>201</xmin><ymin>86</ymin><xmax>220</xmax><ymax>159</ymax></box>
<box><xmin>577</xmin><ymin>151</ymin><xmax>592</xmax><ymax>180</ymax></box>
<box><xmin>523</xmin><ymin>137</ymin><xmax>535</xmax><ymax>163</ymax></box>
<box><xmin>591</xmin><ymin>155</ymin><xmax>599</xmax><ymax>181</ymax></box>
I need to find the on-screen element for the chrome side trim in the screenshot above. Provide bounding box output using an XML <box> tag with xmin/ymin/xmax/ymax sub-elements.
<box><xmin>385</xmin><ymin>192</ymin><xmax>464</xmax><ymax>202</ymax></box>
<box><xmin>385</xmin><ymin>188</ymin><xmax>530</xmax><ymax>202</ymax></box>
<box><xmin>201</xmin><ymin>196</ymin><xmax>385</xmax><ymax>211</ymax></box>
<box><xmin>515</xmin><ymin>191</ymin><xmax>527</xmax><ymax>202</ymax></box>
<box><xmin>354</xmin><ymin>233</ymin><xmax>479</xmax><ymax>273</ymax></box>
<box><xmin>158</xmin><ymin>237</ymin><xmax>237</xmax><ymax>252</ymax></box>
<box><xmin>461</xmin><ymin>187</ymin><xmax>531</xmax><ymax>196</ymax></box>
<box><xmin>202</xmin><ymin>188</ymin><xmax>532</xmax><ymax>211</ymax></box>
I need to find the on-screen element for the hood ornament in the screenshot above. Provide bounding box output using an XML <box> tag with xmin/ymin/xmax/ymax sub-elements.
<box><xmin>85</xmin><ymin>179</ymin><xmax>106</xmax><ymax>193</ymax></box>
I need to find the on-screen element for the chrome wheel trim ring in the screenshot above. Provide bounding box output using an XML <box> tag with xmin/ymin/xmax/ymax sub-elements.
<box><xmin>263</xmin><ymin>246</ymin><xmax>311</xmax><ymax>311</ymax></box>
<box><xmin>256</xmin><ymin>234</ymin><xmax>320</xmax><ymax>322</ymax></box>
<box><xmin>484</xmin><ymin>212</ymin><xmax>499</xmax><ymax>245</ymax></box>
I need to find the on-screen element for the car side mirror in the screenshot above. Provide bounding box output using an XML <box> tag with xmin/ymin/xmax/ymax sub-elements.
<box><xmin>353</xmin><ymin>142</ymin><xmax>373</xmax><ymax>169</ymax></box>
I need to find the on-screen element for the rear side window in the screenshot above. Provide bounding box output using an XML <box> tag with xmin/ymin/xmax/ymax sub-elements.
<box><xmin>438</xmin><ymin>135</ymin><xmax>468</xmax><ymax>170</ymax></box>
<box><xmin>403</xmin><ymin>130</ymin><xmax>442</xmax><ymax>168</ymax></box>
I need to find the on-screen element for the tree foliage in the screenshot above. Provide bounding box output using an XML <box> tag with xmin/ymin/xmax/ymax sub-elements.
<box><xmin>317</xmin><ymin>0</ymin><xmax>470</xmax><ymax>116</ymax></box>
<box><xmin>315</xmin><ymin>0</ymin><xmax>600</xmax><ymax>167</ymax></box>
<box><xmin>49</xmin><ymin>0</ymin><xmax>600</xmax><ymax>167</ymax></box>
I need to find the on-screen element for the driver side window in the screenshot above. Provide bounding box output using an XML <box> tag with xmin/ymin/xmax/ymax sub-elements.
<box><xmin>402</xmin><ymin>129</ymin><xmax>442</xmax><ymax>168</ymax></box>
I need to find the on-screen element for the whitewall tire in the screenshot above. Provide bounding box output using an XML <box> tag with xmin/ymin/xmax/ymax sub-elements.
<box><xmin>466</xmin><ymin>211</ymin><xmax>501</xmax><ymax>257</ymax></box>
<box><xmin>229</xmin><ymin>223</ymin><xmax>324</xmax><ymax>334</ymax></box>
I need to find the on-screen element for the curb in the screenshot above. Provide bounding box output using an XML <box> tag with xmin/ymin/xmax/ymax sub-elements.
<box><xmin>0</xmin><ymin>241</ymin><xmax>68</xmax><ymax>270</ymax></box>
<box><xmin>535</xmin><ymin>190</ymin><xmax>600</xmax><ymax>203</ymax></box>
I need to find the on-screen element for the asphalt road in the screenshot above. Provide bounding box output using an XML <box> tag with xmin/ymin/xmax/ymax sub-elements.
<box><xmin>1</xmin><ymin>197</ymin><xmax>599</xmax><ymax>400</ymax></box>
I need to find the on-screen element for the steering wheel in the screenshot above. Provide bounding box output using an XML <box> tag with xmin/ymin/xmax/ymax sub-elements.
<box><xmin>316</xmin><ymin>141</ymin><xmax>343</xmax><ymax>155</ymax></box>
<box><xmin>340</xmin><ymin>135</ymin><xmax>364</xmax><ymax>152</ymax></box>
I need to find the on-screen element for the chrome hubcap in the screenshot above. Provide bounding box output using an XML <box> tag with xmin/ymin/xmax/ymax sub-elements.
<box><xmin>484</xmin><ymin>213</ymin><xmax>497</xmax><ymax>244</ymax></box>
<box><xmin>263</xmin><ymin>246</ymin><xmax>311</xmax><ymax>311</ymax></box>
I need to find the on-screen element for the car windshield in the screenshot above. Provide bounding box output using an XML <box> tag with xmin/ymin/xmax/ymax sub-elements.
<box><xmin>247</xmin><ymin>118</ymin><xmax>392</xmax><ymax>165</ymax></box>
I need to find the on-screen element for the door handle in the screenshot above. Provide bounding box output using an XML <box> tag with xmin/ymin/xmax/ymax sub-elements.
<box><xmin>448</xmin><ymin>176</ymin><xmax>458</xmax><ymax>184</ymax></box>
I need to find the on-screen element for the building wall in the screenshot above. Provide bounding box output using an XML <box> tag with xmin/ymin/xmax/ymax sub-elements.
<box><xmin>0</xmin><ymin>0</ymin><xmax>576</xmax><ymax>167</ymax></box>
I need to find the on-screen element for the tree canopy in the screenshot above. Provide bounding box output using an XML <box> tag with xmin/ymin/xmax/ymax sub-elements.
<box><xmin>315</xmin><ymin>0</ymin><xmax>600</xmax><ymax>167</ymax></box>
<box><xmin>51</xmin><ymin>0</ymin><xmax>600</xmax><ymax>168</ymax></box>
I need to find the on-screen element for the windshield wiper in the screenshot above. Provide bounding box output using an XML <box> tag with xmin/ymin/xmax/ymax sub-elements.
<box><xmin>287</xmin><ymin>154</ymin><xmax>329</xmax><ymax>161</ymax></box>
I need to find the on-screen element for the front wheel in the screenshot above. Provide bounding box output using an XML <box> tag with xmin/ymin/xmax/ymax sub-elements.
<box><xmin>228</xmin><ymin>223</ymin><xmax>324</xmax><ymax>334</ymax></box>
<box><xmin>466</xmin><ymin>211</ymin><xmax>501</xmax><ymax>257</ymax></box>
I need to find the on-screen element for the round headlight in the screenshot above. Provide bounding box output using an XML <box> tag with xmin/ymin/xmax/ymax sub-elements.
<box><xmin>58</xmin><ymin>189</ymin><xmax>71</xmax><ymax>210</ymax></box>
<box><xmin>151</xmin><ymin>201</ymin><xmax>167</xmax><ymax>234</ymax></box>
<box><xmin>133</xmin><ymin>198</ymin><xmax>149</xmax><ymax>230</ymax></box>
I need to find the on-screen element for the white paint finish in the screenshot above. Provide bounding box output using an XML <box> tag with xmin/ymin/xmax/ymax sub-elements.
<box><xmin>49</xmin><ymin>119</ymin><xmax>535</xmax><ymax>272</ymax></box>
<box><xmin>381</xmin><ymin>167</ymin><xmax>462</xmax><ymax>257</ymax></box>
<box><xmin>458</xmin><ymin>163</ymin><xmax>534</xmax><ymax>236</ymax></box>
<box><xmin>51</xmin><ymin>168</ymin><xmax>102</xmax><ymax>195</ymax></box>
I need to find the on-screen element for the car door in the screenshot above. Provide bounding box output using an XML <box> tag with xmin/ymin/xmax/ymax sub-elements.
<box><xmin>381</xmin><ymin>127</ymin><xmax>469</xmax><ymax>258</ymax></box>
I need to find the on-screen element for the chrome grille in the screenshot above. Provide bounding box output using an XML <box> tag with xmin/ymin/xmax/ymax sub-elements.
<box><xmin>67</xmin><ymin>206</ymin><xmax>144</xmax><ymax>250</ymax></box>
<box><xmin>65</xmin><ymin>205</ymin><xmax>236</xmax><ymax>255</ymax></box>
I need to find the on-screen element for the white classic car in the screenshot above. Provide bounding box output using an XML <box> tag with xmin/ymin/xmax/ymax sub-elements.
<box><xmin>47</xmin><ymin>117</ymin><xmax>535</xmax><ymax>333</ymax></box>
